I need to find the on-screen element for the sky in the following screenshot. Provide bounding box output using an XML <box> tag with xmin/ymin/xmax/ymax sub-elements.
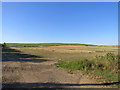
<box><xmin>2</xmin><ymin>2</ymin><xmax>118</xmax><ymax>45</ymax></box>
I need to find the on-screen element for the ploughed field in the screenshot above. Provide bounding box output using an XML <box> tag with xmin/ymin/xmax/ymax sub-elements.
<box><xmin>2</xmin><ymin>45</ymin><xmax>119</xmax><ymax>88</ymax></box>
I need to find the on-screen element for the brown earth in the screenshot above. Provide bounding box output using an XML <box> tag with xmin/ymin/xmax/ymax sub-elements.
<box><xmin>12</xmin><ymin>45</ymin><xmax>117</xmax><ymax>54</ymax></box>
<box><xmin>12</xmin><ymin>47</ymin><xmax>96</xmax><ymax>53</ymax></box>
<box><xmin>2</xmin><ymin>48</ymin><xmax>114</xmax><ymax>88</ymax></box>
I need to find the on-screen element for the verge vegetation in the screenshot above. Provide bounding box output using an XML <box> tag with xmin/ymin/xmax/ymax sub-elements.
<box><xmin>55</xmin><ymin>53</ymin><xmax>118</xmax><ymax>82</ymax></box>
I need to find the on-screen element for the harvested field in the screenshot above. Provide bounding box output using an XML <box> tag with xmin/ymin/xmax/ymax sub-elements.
<box><xmin>2</xmin><ymin>45</ymin><xmax>119</xmax><ymax>88</ymax></box>
<box><xmin>10</xmin><ymin>45</ymin><xmax>118</xmax><ymax>54</ymax></box>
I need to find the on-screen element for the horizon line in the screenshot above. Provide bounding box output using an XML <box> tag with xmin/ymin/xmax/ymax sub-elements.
<box><xmin>0</xmin><ymin>42</ymin><xmax>118</xmax><ymax>46</ymax></box>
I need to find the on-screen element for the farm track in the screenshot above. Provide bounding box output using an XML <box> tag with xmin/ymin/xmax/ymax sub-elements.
<box><xmin>2</xmin><ymin>48</ymin><xmax>111</xmax><ymax>88</ymax></box>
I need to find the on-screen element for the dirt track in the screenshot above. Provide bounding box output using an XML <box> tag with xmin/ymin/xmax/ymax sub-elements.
<box><xmin>2</xmin><ymin>48</ymin><xmax>111</xmax><ymax>88</ymax></box>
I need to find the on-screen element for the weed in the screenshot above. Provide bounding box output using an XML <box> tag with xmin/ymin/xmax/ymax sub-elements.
<box><xmin>55</xmin><ymin>53</ymin><xmax>118</xmax><ymax>81</ymax></box>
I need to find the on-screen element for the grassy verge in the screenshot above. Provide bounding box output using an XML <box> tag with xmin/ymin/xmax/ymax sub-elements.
<box><xmin>55</xmin><ymin>53</ymin><xmax>118</xmax><ymax>82</ymax></box>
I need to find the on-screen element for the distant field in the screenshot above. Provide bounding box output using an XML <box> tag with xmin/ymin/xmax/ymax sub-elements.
<box><xmin>7</xmin><ymin>44</ymin><xmax>118</xmax><ymax>83</ymax></box>
<box><xmin>5</xmin><ymin>43</ymin><xmax>98</xmax><ymax>47</ymax></box>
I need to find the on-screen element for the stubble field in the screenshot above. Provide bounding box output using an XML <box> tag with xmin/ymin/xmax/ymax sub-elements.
<box><xmin>2</xmin><ymin>44</ymin><xmax>119</xmax><ymax>88</ymax></box>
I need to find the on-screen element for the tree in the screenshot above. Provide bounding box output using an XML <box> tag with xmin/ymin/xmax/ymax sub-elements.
<box><xmin>3</xmin><ymin>42</ymin><xmax>7</xmax><ymax>48</ymax></box>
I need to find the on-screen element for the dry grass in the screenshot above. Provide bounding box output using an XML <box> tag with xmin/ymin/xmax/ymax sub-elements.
<box><xmin>11</xmin><ymin>45</ymin><xmax>118</xmax><ymax>54</ymax></box>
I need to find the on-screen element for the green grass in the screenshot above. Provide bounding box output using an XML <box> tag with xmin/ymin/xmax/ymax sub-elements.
<box><xmin>55</xmin><ymin>53</ymin><xmax>118</xmax><ymax>82</ymax></box>
<box><xmin>92</xmin><ymin>71</ymin><xmax>118</xmax><ymax>81</ymax></box>
<box><xmin>5</xmin><ymin>43</ymin><xmax>98</xmax><ymax>47</ymax></box>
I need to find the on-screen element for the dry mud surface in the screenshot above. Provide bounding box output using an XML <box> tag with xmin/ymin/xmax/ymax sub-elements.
<box><xmin>2</xmin><ymin>48</ymin><xmax>112</xmax><ymax>88</ymax></box>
